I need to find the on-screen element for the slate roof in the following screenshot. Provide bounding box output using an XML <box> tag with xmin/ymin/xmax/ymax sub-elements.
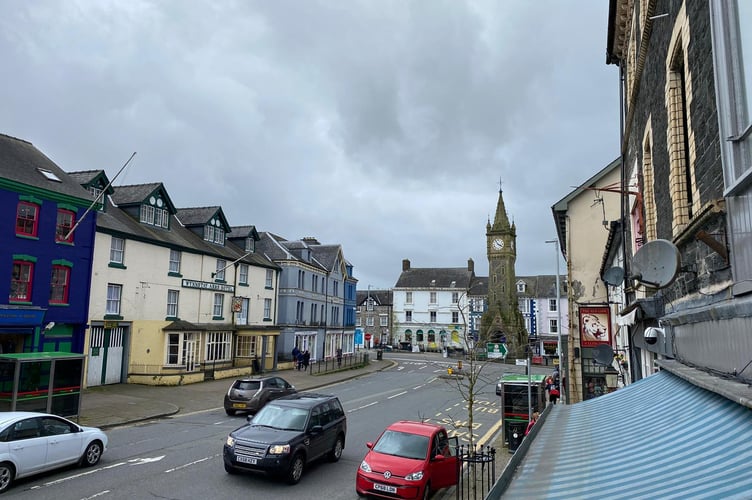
<box><xmin>468</xmin><ymin>276</ymin><xmax>488</xmax><ymax>297</ymax></box>
<box><xmin>394</xmin><ymin>267</ymin><xmax>475</xmax><ymax>289</ymax></box>
<box><xmin>228</xmin><ymin>225</ymin><xmax>258</xmax><ymax>240</ymax></box>
<box><xmin>0</xmin><ymin>133</ymin><xmax>94</xmax><ymax>202</ymax></box>
<box><xmin>516</xmin><ymin>275</ymin><xmax>566</xmax><ymax>297</ymax></box>
<box><xmin>175</xmin><ymin>206</ymin><xmax>230</xmax><ymax>230</ymax></box>
<box><xmin>356</xmin><ymin>289</ymin><xmax>393</xmax><ymax>306</ymax></box>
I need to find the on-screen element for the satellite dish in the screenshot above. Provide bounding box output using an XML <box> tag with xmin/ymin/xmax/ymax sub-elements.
<box><xmin>592</xmin><ymin>344</ymin><xmax>614</xmax><ymax>365</ymax></box>
<box><xmin>631</xmin><ymin>239</ymin><xmax>680</xmax><ymax>288</ymax></box>
<box><xmin>602</xmin><ymin>266</ymin><xmax>625</xmax><ymax>286</ymax></box>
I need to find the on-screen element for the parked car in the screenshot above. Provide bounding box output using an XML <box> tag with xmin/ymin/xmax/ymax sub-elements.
<box><xmin>223</xmin><ymin>392</ymin><xmax>347</xmax><ymax>484</ymax></box>
<box><xmin>223</xmin><ymin>376</ymin><xmax>296</xmax><ymax>416</ymax></box>
<box><xmin>0</xmin><ymin>412</ymin><xmax>108</xmax><ymax>494</ymax></box>
<box><xmin>356</xmin><ymin>420</ymin><xmax>459</xmax><ymax>500</ymax></box>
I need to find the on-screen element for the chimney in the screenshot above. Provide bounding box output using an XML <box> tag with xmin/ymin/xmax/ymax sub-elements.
<box><xmin>468</xmin><ymin>258</ymin><xmax>474</xmax><ymax>273</ymax></box>
<box><xmin>402</xmin><ymin>259</ymin><xmax>411</xmax><ymax>271</ymax></box>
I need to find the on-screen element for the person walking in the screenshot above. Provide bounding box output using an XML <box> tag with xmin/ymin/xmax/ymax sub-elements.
<box><xmin>547</xmin><ymin>376</ymin><xmax>560</xmax><ymax>405</ymax></box>
<box><xmin>525</xmin><ymin>412</ymin><xmax>540</xmax><ymax>436</ymax></box>
<box><xmin>302</xmin><ymin>350</ymin><xmax>310</xmax><ymax>370</ymax></box>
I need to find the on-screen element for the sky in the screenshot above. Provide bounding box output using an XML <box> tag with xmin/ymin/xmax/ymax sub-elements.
<box><xmin>1</xmin><ymin>0</ymin><xmax>620</xmax><ymax>290</ymax></box>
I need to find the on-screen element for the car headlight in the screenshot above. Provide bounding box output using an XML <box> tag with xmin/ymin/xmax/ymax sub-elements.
<box><xmin>359</xmin><ymin>460</ymin><xmax>372</xmax><ymax>473</ymax></box>
<box><xmin>226</xmin><ymin>436</ymin><xmax>235</xmax><ymax>447</ymax></box>
<box><xmin>405</xmin><ymin>471</ymin><xmax>424</xmax><ymax>481</ymax></box>
<box><xmin>268</xmin><ymin>444</ymin><xmax>291</xmax><ymax>455</ymax></box>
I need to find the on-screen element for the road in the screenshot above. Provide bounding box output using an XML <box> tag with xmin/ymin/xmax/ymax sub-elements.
<box><xmin>8</xmin><ymin>355</ymin><xmax>552</xmax><ymax>499</ymax></box>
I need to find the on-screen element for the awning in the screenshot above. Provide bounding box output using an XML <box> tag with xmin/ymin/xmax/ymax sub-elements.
<box><xmin>500</xmin><ymin>371</ymin><xmax>752</xmax><ymax>499</ymax></box>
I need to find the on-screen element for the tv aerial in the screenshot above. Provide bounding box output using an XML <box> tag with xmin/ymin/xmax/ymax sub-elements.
<box><xmin>592</xmin><ymin>344</ymin><xmax>614</xmax><ymax>365</ymax></box>
<box><xmin>602</xmin><ymin>266</ymin><xmax>625</xmax><ymax>287</ymax></box>
<box><xmin>630</xmin><ymin>239</ymin><xmax>681</xmax><ymax>288</ymax></box>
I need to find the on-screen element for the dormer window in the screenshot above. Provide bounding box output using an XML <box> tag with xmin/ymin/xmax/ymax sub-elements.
<box><xmin>140</xmin><ymin>197</ymin><xmax>169</xmax><ymax>229</ymax></box>
<box><xmin>89</xmin><ymin>186</ymin><xmax>105</xmax><ymax>211</ymax></box>
<box><xmin>245</xmin><ymin>237</ymin><xmax>254</xmax><ymax>252</ymax></box>
<box><xmin>205</xmin><ymin>219</ymin><xmax>225</xmax><ymax>245</ymax></box>
<box><xmin>516</xmin><ymin>281</ymin><xmax>526</xmax><ymax>293</ymax></box>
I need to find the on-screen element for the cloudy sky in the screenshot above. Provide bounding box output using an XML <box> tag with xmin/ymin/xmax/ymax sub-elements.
<box><xmin>2</xmin><ymin>0</ymin><xmax>620</xmax><ymax>289</ymax></box>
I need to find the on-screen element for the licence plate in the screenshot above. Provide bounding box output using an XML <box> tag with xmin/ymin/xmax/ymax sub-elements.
<box><xmin>232</xmin><ymin>403</ymin><xmax>247</xmax><ymax>408</ymax></box>
<box><xmin>373</xmin><ymin>483</ymin><xmax>397</xmax><ymax>494</ymax></box>
<box><xmin>236</xmin><ymin>456</ymin><xmax>257</xmax><ymax>465</ymax></box>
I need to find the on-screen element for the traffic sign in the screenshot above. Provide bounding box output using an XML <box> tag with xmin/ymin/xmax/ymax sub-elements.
<box><xmin>365</xmin><ymin>333</ymin><xmax>372</xmax><ymax>341</ymax></box>
<box><xmin>487</xmin><ymin>343</ymin><xmax>508</xmax><ymax>359</ymax></box>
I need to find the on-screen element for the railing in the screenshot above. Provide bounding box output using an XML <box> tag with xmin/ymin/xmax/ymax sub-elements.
<box><xmin>455</xmin><ymin>444</ymin><xmax>496</xmax><ymax>500</ymax></box>
<box><xmin>305</xmin><ymin>352</ymin><xmax>368</xmax><ymax>375</ymax></box>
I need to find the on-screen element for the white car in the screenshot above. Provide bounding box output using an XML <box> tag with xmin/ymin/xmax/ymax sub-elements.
<box><xmin>0</xmin><ymin>412</ymin><xmax>108</xmax><ymax>494</ymax></box>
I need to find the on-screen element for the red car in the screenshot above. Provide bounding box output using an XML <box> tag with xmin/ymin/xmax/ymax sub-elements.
<box><xmin>356</xmin><ymin>420</ymin><xmax>459</xmax><ymax>500</ymax></box>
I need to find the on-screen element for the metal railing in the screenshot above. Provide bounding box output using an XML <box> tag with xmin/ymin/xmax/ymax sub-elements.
<box><xmin>455</xmin><ymin>444</ymin><xmax>497</xmax><ymax>500</ymax></box>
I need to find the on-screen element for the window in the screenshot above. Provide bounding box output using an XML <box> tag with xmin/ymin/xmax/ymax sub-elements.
<box><xmin>312</xmin><ymin>275</ymin><xmax>318</xmax><ymax>292</ymax></box>
<box><xmin>215</xmin><ymin>259</ymin><xmax>226</xmax><ymax>281</ymax></box>
<box><xmin>106</xmin><ymin>284</ymin><xmax>122</xmax><ymax>315</ymax></box>
<box><xmin>236</xmin><ymin>335</ymin><xmax>258</xmax><ymax>357</ymax></box>
<box><xmin>50</xmin><ymin>265</ymin><xmax>71</xmax><ymax>304</ymax></box>
<box><xmin>380</xmin><ymin>315</ymin><xmax>388</xmax><ymax>326</ymax></box>
<box><xmin>265</xmin><ymin>269</ymin><xmax>273</xmax><ymax>288</ymax></box>
<box><xmin>213</xmin><ymin>293</ymin><xmax>224</xmax><ymax>318</ymax></box>
<box><xmin>10</xmin><ymin>261</ymin><xmax>34</xmax><ymax>302</ymax></box>
<box><xmin>237</xmin><ymin>298</ymin><xmax>249</xmax><ymax>325</ymax></box>
<box><xmin>356</xmin><ymin>317</ymin><xmax>362</xmax><ymax>326</ymax></box>
<box><xmin>310</xmin><ymin>303</ymin><xmax>316</xmax><ymax>323</ymax></box>
<box><xmin>55</xmin><ymin>209</ymin><xmax>75</xmax><ymax>243</ymax></box>
<box><xmin>550</xmin><ymin>319</ymin><xmax>558</xmax><ymax>334</ymax></box>
<box><xmin>452</xmin><ymin>312</ymin><xmax>459</xmax><ymax>323</ymax></box>
<box><xmin>244</xmin><ymin>237</ymin><xmax>254</xmax><ymax>252</ymax></box>
<box><xmin>452</xmin><ymin>292</ymin><xmax>459</xmax><ymax>304</ymax></box>
<box><xmin>110</xmin><ymin>237</ymin><xmax>125</xmax><ymax>265</ymax></box>
<box><xmin>298</xmin><ymin>270</ymin><xmax>305</xmax><ymax>288</ymax></box>
<box><xmin>16</xmin><ymin>201</ymin><xmax>39</xmax><ymax>237</ymax></box>
<box><xmin>206</xmin><ymin>331</ymin><xmax>232</xmax><ymax>362</ymax></box>
<box><xmin>264</xmin><ymin>298</ymin><xmax>272</xmax><ymax>320</ymax></box>
<box><xmin>406</xmin><ymin>292</ymin><xmax>413</xmax><ymax>303</ymax></box>
<box><xmin>366</xmin><ymin>317</ymin><xmax>374</xmax><ymax>327</ymax></box>
<box><xmin>430</xmin><ymin>292</ymin><xmax>437</xmax><ymax>304</ymax></box>
<box><xmin>549</xmin><ymin>299</ymin><xmax>557</xmax><ymax>312</ymax></box>
<box><xmin>405</xmin><ymin>310</ymin><xmax>412</xmax><ymax>322</ymax></box>
<box><xmin>296</xmin><ymin>301</ymin><xmax>304</xmax><ymax>323</ymax></box>
<box><xmin>333</xmin><ymin>280</ymin><xmax>339</xmax><ymax>296</ymax></box>
<box><xmin>367</xmin><ymin>298</ymin><xmax>374</xmax><ymax>311</ymax></box>
<box><xmin>430</xmin><ymin>311</ymin><xmax>437</xmax><ymax>322</ymax></box>
<box><xmin>169</xmin><ymin>249</ymin><xmax>181</xmax><ymax>274</ymax></box>
<box><xmin>239</xmin><ymin>264</ymin><xmax>249</xmax><ymax>285</ymax></box>
<box><xmin>89</xmin><ymin>186</ymin><xmax>104</xmax><ymax>210</ymax></box>
<box><xmin>140</xmin><ymin>204</ymin><xmax>169</xmax><ymax>228</ymax></box>
<box><xmin>167</xmin><ymin>289</ymin><xmax>179</xmax><ymax>318</ymax></box>
<box><xmin>517</xmin><ymin>282</ymin><xmax>525</xmax><ymax>293</ymax></box>
<box><xmin>166</xmin><ymin>333</ymin><xmax>180</xmax><ymax>365</ymax></box>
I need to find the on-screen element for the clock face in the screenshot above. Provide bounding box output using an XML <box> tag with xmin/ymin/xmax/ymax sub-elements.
<box><xmin>492</xmin><ymin>238</ymin><xmax>504</xmax><ymax>250</ymax></box>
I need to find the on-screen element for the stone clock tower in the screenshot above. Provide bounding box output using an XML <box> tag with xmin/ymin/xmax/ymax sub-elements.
<box><xmin>481</xmin><ymin>188</ymin><xmax>527</xmax><ymax>357</ymax></box>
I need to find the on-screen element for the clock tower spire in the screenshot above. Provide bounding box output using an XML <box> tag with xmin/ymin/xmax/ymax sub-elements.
<box><xmin>482</xmin><ymin>186</ymin><xmax>527</xmax><ymax>357</ymax></box>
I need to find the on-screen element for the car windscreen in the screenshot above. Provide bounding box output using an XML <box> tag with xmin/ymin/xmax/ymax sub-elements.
<box><xmin>373</xmin><ymin>430</ymin><xmax>429</xmax><ymax>460</ymax></box>
<box><xmin>251</xmin><ymin>404</ymin><xmax>309</xmax><ymax>431</ymax></box>
<box><xmin>234</xmin><ymin>380</ymin><xmax>261</xmax><ymax>391</ymax></box>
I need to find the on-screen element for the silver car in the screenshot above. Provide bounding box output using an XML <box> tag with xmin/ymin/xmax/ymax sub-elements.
<box><xmin>0</xmin><ymin>412</ymin><xmax>108</xmax><ymax>494</ymax></box>
<box><xmin>224</xmin><ymin>376</ymin><xmax>296</xmax><ymax>416</ymax></box>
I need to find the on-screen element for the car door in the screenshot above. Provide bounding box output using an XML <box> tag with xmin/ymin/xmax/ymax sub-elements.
<box><xmin>266</xmin><ymin>377</ymin><xmax>285</xmax><ymax>402</ymax></box>
<box><xmin>429</xmin><ymin>432</ymin><xmax>459</xmax><ymax>489</ymax></box>
<box><xmin>6</xmin><ymin>417</ymin><xmax>48</xmax><ymax>476</ymax></box>
<box><xmin>40</xmin><ymin>416</ymin><xmax>83</xmax><ymax>468</ymax></box>
<box><xmin>305</xmin><ymin>404</ymin><xmax>329</xmax><ymax>461</ymax></box>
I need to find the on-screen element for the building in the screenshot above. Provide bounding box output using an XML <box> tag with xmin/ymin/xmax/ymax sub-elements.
<box><xmin>355</xmin><ymin>288</ymin><xmax>393</xmax><ymax>348</ymax></box>
<box><xmin>256</xmin><ymin>233</ymin><xmax>356</xmax><ymax>362</ymax></box>
<box><xmin>392</xmin><ymin>259</ymin><xmax>475</xmax><ymax>353</ymax></box>
<box><xmin>516</xmin><ymin>275</ymin><xmax>569</xmax><ymax>367</ymax></box>
<box><xmin>72</xmin><ymin>171</ymin><xmax>280</xmax><ymax>386</ymax></box>
<box><xmin>1</xmin><ymin>134</ymin><xmax>97</xmax><ymax>354</ymax></box>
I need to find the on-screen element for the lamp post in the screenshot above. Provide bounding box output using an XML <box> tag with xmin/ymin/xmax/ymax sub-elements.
<box><xmin>545</xmin><ymin>239</ymin><xmax>563</xmax><ymax>400</ymax></box>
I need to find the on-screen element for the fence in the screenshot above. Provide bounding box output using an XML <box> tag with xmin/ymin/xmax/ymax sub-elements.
<box><xmin>455</xmin><ymin>444</ymin><xmax>497</xmax><ymax>500</ymax></box>
<box><xmin>301</xmin><ymin>352</ymin><xmax>368</xmax><ymax>374</ymax></box>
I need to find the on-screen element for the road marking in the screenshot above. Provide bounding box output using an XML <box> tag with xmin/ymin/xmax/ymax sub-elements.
<box><xmin>83</xmin><ymin>491</ymin><xmax>110</xmax><ymax>499</ymax></box>
<box><xmin>32</xmin><ymin>462</ymin><xmax>127</xmax><ymax>488</ymax></box>
<box><xmin>348</xmin><ymin>401</ymin><xmax>378</xmax><ymax>412</ymax></box>
<box><xmin>129</xmin><ymin>456</ymin><xmax>165</xmax><ymax>465</ymax></box>
<box><xmin>164</xmin><ymin>454</ymin><xmax>218</xmax><ymax>473</ymax></box>
<box><xmin>387</xmin><ymin>391</ymin><xmax>407</xmax><ymax>399</ymax></box>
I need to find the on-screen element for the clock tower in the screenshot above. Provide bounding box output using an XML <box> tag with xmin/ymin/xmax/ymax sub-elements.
<box><xmin>482</xmin><ymin>187</ymin><xmax>527</xmax><ymax>357</ymax></box>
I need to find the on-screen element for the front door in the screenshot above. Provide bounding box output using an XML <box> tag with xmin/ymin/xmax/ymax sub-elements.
<box><xmin>87</xmin><ymin>326</ymin><xmax>126</xmax><ymax>387</ymax></box>
<box><xmin>183</xmin><ymin>333</ymin><xmax>199</xmax><ymax>372</ymax></box>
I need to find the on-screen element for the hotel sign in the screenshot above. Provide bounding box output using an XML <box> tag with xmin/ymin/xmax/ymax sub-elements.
<box><xmin>181</xmin><ymin>279</ymin><xmax>234</xmax><ymax>293</ymax></box>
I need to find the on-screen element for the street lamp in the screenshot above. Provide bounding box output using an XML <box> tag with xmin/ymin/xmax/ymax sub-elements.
<box><xmin>545</xmin><ymin>239</ymin><xmax>563</xmax><ymax>399</ymax></box>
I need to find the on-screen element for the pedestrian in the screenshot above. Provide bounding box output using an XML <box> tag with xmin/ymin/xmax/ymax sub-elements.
<box><xmin>303</xmin><ymin>350</ymin><xmax>310</xmax><ymax>370</ymax></box>
<box><xmin>336</xmin><ymin>347</ymin><xmax>343</xmax><ymax>367</ymax></box>
<box><xmin>292</xmin><ymin>346</ymin><xmax>301</xmax><ymax>371</ymax></box>
<box><xmin>547</xmin><ymin>376</ymin><xmax>560</xmax><ymax>405</ymax></box>
<box><xmin>525</xmin><ymin>412</ymin><xmax>539</xmax><ymax>436</ymax></box>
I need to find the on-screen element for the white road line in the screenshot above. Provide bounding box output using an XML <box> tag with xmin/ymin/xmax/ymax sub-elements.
<box><xmin>348</xmin><ymin>401</ymin><xmax>378</xmax><ymax>412</ymax></box>
<box><xmin>82</xmin><ymin>491</ymin><xmax>111</xmax><ymax>499</ymax></box>
<box><xmin>387</xmin><ymin>391</ymin><xmax>407</xmax><ymax>399</ymax></box>
<box><xmin>164</xmin><ymin>454</ymin><xmax>218</xmax><ymax>473</ymax></box>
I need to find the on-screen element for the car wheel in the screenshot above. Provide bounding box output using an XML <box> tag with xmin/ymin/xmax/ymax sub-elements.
<box><xmin>285</xmin><ymin>453</ymin><xmax>305</xmax><ymax>484</ymax></box>
<box><xmin>224</xmin><ymin>463</ymin><xmax>239</xmax><ymax>475</ymax></box>
<box><xmin>328</xmin><ymin>435</ymin><xmax>344</xmax><ymax>462</ymax></box>
<box><xmin>422</xmin><ymin>482</ymin><xmax>431</xmax><ymax>500</ymax></box>
<box><xmin>0</xmin><ymin>462</ymin><xmax>14</xmax><ymax>494</ymax></box>
<box><xmin>225</xmin><ymin>409</ymin><xmax>236</xmax><ymax>416</ymax></box>
<box><xmin>80</xmin><ymin>441</ymin><xmax>103</xmax><ymax>467</ymax></box>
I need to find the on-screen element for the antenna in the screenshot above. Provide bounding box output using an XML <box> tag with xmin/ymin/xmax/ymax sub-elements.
<box><xmin>592</xmin><ymin>344</ymin><xmax>614</xmax><ymax>365</ymax></box>
<box><xmin>602</xmin><ymin>266</ymin><xmax>625</xmax><ymax>287</ymax></box>
<box><xmin>630</xmin><ymin>239</ymin><xmax>681</xmax><ymax>288</ymax></box>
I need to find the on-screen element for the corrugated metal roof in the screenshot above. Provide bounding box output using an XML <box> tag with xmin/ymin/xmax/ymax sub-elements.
<box><xmin>500</xmin><ymin>370</ymin><xmax>752</xmax><ymax>499</ymax></box>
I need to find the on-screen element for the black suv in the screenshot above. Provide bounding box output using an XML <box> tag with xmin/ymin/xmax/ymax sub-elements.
<box><xmin>224</xmin><ymin>376</ymin><xmax>296</xmax><ymax>416</ymax></box>
<box><xmin>223</xmin><ymin>392</ymin><xmax>347</xmax><ymax>484</ymax></box>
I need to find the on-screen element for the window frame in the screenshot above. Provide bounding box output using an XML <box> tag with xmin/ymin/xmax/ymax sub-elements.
<box><xmin>10</xmin><ymin>261</ymin><xmax>34</xmax><ymax>302</ymax></box>
<box><xmin>55</xmin><ymin>208</ymin><xmax>75</xmax><ymax>243</ymax></box>
<box><xmin>16</xmin><ymin>201</ymin><xmax>40</xmax><ymax>237</ymax></box>
<box><xmin>213</xmin><ymin>293</ymin><xmax>225</xmax><ymax>319</ymax></box>
<box><xmin>215</xmin><ymin>259</ymin><xmax>226</xmax><ymax>282</ymax></box>
<box><xmin>49</xmin><ymin>264</ymin><xmax>71</xmax><ymax>304</ymax></box>
<box><xmin>106</xmin><ymin>283</ymin><xmax>122</xmax><ymax>315</ymax></box>
<box><xmin>238</xmin><ymin>263</ymin><xmax>249</xmax><ymax>285</ymax></box>
<box><xmin>166</xmin><ymin>289</ymin><xmax>179</xmax><ymax>318</ymax></box>
<box><xmin>110</xmin><ymin>237</ymin><xmax>125</xmax><ymax>265</ymax></box>
<box><xmin>169</xmin><ymin>249</ymin><xmax>181</xmax><ymax>274</ymax></box>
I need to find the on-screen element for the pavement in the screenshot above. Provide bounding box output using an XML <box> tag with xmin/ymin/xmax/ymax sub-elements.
<box><xmin>77</xmin><ymin>353</ymin><xmax>394</xmax><ymax>429</ymax></box>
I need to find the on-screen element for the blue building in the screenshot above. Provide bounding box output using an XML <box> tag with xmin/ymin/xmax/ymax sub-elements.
<box><xmin>0</xmin><ymin>134</ymin><xmax>97</xmax><ymax>353</ymax></box>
